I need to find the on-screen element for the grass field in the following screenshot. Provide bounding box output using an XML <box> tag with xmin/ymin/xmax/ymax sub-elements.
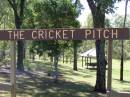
<box><xmin>0</xmin><ymin>58</ymin><xmax>130</xmax><ymax>97</ymax></box>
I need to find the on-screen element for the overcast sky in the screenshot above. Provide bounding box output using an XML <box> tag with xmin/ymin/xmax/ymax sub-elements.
<box><xmin>77</xmin><ymin>0</ymin><xmax>130</xmax><ymax>26</ymax></box>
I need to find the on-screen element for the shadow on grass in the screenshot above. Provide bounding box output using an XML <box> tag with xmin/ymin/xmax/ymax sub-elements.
<box><xmin>33</xmin><ymin>82</ymin><xmax>102</xmax><ymax>97</ymax></box>
<box><xmin>16</xmin><ymin>72</ymin><xmax>105</xmax><ymax>97</ymax></box>
<box><xmin>113</xmin><ymin>78</ymin><xmax>130</xmax><ymax>84</ymax></box>
<box><xmin>15</xmin><ymin>61</ymin><xmax>106</xmax><ymax>97</ymax></box>
<box><xmin>28</xmin><ymin>62</ymin><xmax>94</xmax><ymax>80</ymax></box>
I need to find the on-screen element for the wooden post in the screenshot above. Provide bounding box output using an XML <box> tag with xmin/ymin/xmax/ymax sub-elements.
<box><xmin>107</xmin><ymin>40</ymin><xmax>113</xmax><ymax>91</ymax></box>
<box><xmin>10</xmin><ymin>41</ymin><xmax>16</xmax><ymax>97</ymax></box>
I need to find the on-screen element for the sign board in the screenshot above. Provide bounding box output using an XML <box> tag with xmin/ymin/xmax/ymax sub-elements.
<box><xmin>0</xmin><ymin>28</ymin><xmax>129</xmax><ymax>40</ymax></box>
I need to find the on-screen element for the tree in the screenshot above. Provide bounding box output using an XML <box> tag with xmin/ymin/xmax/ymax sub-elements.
<box><xmin>72</xmin><ymin>0</ymin><xmax>82</xmax><ymax>71</ymax></box>
<box><xmin>112</xmin><ymin>14</ymin><xmax>130</xmax><ymax>80</ymax></box>
<box><xmin>7</xmin><ymin>0</ymin><xmax>26</xmax><ymax>71</ymax></box>
<box><xmin>120</xmin><ymin>0</ymin><xmax>129</xmax><ymax>81</ymax></box>
<box><xmin>30</xmin><ymin>0</ymin><xmax>81</xmax><ymax>82</ymax></box>
<box><xmin>73</xmin><ymin>40</ymin><xmax>80</xmax><ymax>71</ymax></box>
<box><xmin>86</xmin><ymin>0</ymin><xmax>118</xmax><ymax>93</ymax></box>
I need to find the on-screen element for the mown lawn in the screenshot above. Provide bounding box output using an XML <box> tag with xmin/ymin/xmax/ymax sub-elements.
<box><xmin>0</xmin><ymin>58</ymin><xmax>130</xmax><ymax>97</ymax></box>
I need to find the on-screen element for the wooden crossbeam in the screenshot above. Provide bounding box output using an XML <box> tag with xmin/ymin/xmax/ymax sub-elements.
<box><xmin>0</xmin><ymin>28</ymin><xmax>129</xmax><ymax>40</ymax></box>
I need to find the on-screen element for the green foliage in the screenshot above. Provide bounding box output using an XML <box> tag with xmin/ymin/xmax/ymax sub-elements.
<box><xmin>0</xmin><ymin>41</ymin><xmax>9</xmax><ymax>61</ymax></box>
<box><xmin>84</xmin><ymin>13</ymin><xmax>111</xmax><ymax>28</ymax></box>
<box><xmin>0</xmin><ymin>41</ymin><xmax>8</xmax><ymax>50</ymax></box>
<box><xmin>28</xmin><ymin>0</ymin><xmax>81</xmax><ymax>58</ymax></box>
<box><xmin>105</xmin><ymin>18</ymin><xmax>111</xmax><ymax>27</ymax></box>
<box><xmin>79</xmin><ymin>40</ymin><xmax>95</xmax><ymax>53</ymax></box>
<box><xmin>111</xmin><ymin>15</ymin><xmax>130</xmax><ymax>59</ymax></box>
<box><xmin>112</xmin><ymin>14</ymin><xmax>130</xmax><ymax>27</ymax></box>
<box><xmin>84</xmin><ymin>13</ymin><xmax>93</xmax><ymax>28</ymax></box>
<box><xmin>0</xmin><ymin>0</ymin><xmax>8</xmax><ymax>20</ymax></box>
<box><xmin>33</xmin><ymin>0</ymin><xmax>80</xmax><ymax>28</ymax></box>
<box><xmin>0</xmin><ymin>0</ymin><xmax>14</xmax><ymax>28</ymax></box>
<box><xmin>93</xmin><ymin>0</ymin><xmax>121</xmax><ymax>13</ymax></box>
<box><xmin>22</xmin><ymin>9</ymin><xmax>35</xmax><ymax>28</ymax></box>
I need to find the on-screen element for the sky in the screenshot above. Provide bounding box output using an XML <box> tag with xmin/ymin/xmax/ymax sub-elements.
<box><xmin>77</xmin><ymin>0</ymin><xmax>130</xmax><ymax>26</ymax></box>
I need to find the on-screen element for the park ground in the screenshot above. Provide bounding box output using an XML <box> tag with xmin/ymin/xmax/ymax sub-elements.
<box><xmin>0</xmin><ymin>58</ymin><xmax>130</xmax><ymax>97</ymax></box>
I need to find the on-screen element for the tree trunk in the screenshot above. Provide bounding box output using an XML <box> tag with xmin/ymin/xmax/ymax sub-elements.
<box><xmin>17</xmin><ymin>40</ymin><xmax>24</xmax><ymax>71</ymax></box>
<box><xmin>7</xmin><ymin>0</ymin><xmax>26</xmax><ymax>71</ymax></box>
<box><xmin>95</xmin><ymin>40</ymin><xmax>106</xmax><ymax>93</ymax></box>
<box><xmin>73</xmin><ymin>41</ymin><xmax>78</xmax><ymax>71</ymax></box>
<box><xmin>29</xmin><ymin>51</ymin><xmax>31</xmax><ymax>59</ymax></box>
<box><xmin>120</xmin><ymin>0</ymin><xmax>128</xmax><ymax>81</ymax></box>
<box><xmin>93</xmin><ymin>10</ymin><xmax>106</xmax><ymax>93</ymax></box>
<box><xmin>23</xmin><ymin>41</ymin><xmax>26</xmax><ymax>59</ymax></box>
<box><xmin>43</xmin><ymin>53</ymin><xmax>46</xmax><ymax>60</ymax></box>
<box><xmin>53</xmin><ymin>55</ymin><xmax>59</xmax><ymax>83</ymax></box>
<box><xmin>66</xmin><ymin>56</ymin><xmax>68</xmax><ymax>63</ymax></box>
<box><xmin>2</xmin><ymin>41</ymin><xmax>6</xmax><ymax>60</ymax></box>
<box><xmin>63</xmin><ymin>50</ymin><xmax>64</xmax><ymax>63</ymax></box>
<box><xmin>14</xmin><ymin>14</ymin><xmax>24</xmax><ymax>71</ymax></box>
<box><xmin>50</xmin><ymin>56</ymin><xmax>53</xmax><ymax>62</ymax></box>
<box><xmin>15</xmin><ymin>16</ymin><xmax>24</xmax><ymax>71</ymax></box>
<box><xmin>120</xmin><ymin>40</ymin><xmax>124</xmax><ymax>81</ymax></box>
<box><xmin>2</xmin><ymin>50</ymin><xmax>5</xmax><ymax>60</ymax></box>
<box><xmin>32</xmin><ymin>53</ymin><xmax>35</xmax><ymax>62</ymax></box>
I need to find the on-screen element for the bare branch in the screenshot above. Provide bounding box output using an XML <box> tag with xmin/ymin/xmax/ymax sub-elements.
<box><xmin>7</xmin><ymin>0</ymin><xmax>17</xmax><ymax>14</ymax></box>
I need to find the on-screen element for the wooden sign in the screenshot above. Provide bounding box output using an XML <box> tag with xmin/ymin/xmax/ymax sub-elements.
<box><xmin>0</xmin><ymin>28</ymin><xmax>129</xmax><ymax>40</ymax></box>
